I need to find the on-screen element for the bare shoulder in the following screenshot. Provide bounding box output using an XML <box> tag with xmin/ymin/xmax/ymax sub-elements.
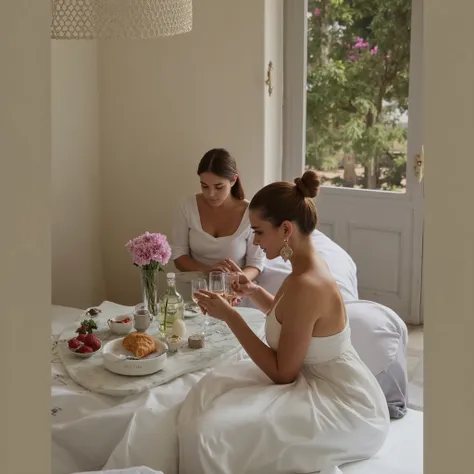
<box><xmin>279</xmin><ymin>273</ymin><xmax>339</xmax><ymax>315</ymax></box>
<box><xmin>285</xmin><ymin>272</ymin><xmax>336</xmax><ymax>298</ymax></box>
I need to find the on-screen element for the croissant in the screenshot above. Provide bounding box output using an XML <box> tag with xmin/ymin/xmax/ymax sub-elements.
<box><xmin>122</xmin><ymin>332</ymin><xmax>157</xmax><ymax>358</ymax></box>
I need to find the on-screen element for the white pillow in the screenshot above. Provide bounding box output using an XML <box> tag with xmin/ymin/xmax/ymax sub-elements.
<box><xmin>251</xmin><ymin>229</ymin><xmax>358</xmax><ymax>304</ymax></box>
<box><xmin>346</xmin><ymin>299</ymin><xmax>409</xmax><ymax>419</ymax></box>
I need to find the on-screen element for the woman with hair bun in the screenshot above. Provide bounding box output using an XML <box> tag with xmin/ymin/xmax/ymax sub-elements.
<box><xmin>178</xmin><ymin>170</ymin><xmax>390</xmax><ymax>473</ymax></box>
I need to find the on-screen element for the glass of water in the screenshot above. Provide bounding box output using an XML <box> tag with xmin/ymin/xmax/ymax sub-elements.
<box><xmin>191</xmin><ymin>277</ymin><xmax>210</xmax><ymax>335</ymax></box>
<box><xmin>209</xmin><ymin>271</ymin><xmax>234</xmax><ymax>335</ymax></box>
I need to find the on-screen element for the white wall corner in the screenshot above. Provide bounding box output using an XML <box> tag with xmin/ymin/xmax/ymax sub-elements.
<box><xmin>282</xmin><ymin>0</ymin><xmax>308</xmax><ymax>182</ymax></box>
<box><xmin>264</xmin><ymin>0</ymin><xmax>284</xmax><ymax>185</ymax></box>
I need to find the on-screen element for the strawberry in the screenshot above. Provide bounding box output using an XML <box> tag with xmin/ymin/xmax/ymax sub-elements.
<box><xmin>84</xmin><ymin>334</ymin><xmax>101</xmax><ymax>351</ymax></box>
<box><xmin>77</xmin><ymin>333</ymin><xmax>88</xmax><ymax>343</ymax></box>
<box><xmin>77</xmin><ymin>345</ymin><xmax>93</xmax><ymax>353</ymax></box>
<box><xmin>121</xmin><ymin>317</ymin><xmax>131</xmax><ymax>324</ymax></box>
<box><xmin>76</xmin><ymin>325</ymin><xmax>88</xmax><ymax>335</ymax></box>
<box><xmin>68</xmin><ymin>338</ymin><xmax>82</xmax><ymax>350</ymax></box>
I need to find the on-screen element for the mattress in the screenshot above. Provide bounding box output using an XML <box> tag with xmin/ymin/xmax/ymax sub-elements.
<box><xmin>52</xmin><ymin>305</ymin><xmax>422</xmax><ymax>474</ymax></box>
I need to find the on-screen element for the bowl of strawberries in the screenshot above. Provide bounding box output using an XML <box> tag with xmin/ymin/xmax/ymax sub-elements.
<box><xmin>67</xmin><ymin>319</ymin><xmax>103</xmax><ymax>358</ymax></box>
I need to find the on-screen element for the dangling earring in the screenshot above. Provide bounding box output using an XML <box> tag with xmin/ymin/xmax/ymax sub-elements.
<box><xmin>280</xmin><ymin>238</ymin><xmax>293</xmax><ymax>262</ymax></box>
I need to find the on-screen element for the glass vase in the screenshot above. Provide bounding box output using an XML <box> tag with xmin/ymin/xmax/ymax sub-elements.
<box><xmin>140</xmin><ymin>266</ymin><xmax>160</xmax><ymax>320</ymax></box>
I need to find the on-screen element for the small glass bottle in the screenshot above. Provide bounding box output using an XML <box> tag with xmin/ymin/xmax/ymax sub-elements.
<box><xmin>158</xmin><ymin>272</ymin><xmax>184</xmax><ymax>337</ymax></box>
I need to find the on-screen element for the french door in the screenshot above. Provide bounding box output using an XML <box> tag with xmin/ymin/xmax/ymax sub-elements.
<box><xmin>283</xmin><ymin>0</ymin><xmax>424</xmax><ymax>324</ymax></box>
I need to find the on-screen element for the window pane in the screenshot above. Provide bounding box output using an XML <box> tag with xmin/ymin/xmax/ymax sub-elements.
<box><xmin>306</xmin><ymin>0</ymin><xmax>411</xmax><ymax>193</ymax></box>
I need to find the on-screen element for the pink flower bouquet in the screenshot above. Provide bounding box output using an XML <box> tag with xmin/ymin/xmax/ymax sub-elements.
<box><xmin>125</xmin><ymin>232</ymin><xmax>172</xmax><ymax>317</ymax></box>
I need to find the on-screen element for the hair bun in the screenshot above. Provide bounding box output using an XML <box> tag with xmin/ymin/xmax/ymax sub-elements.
<box><xmin>294</xmin><ymin>170</ymin><xmax>320</xmax><ymax>198</ymax></box>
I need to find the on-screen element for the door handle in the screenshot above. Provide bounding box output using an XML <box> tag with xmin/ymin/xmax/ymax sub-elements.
<box><xmin>414</xmin><ymin>145</ymin><xmax>424</xmax><ymax>183</ymax></box>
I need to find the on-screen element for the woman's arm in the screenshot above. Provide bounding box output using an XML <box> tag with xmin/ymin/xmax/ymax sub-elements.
<box><xmin>226</xmin><ymin>281</ymin><xmax>318</xmax><ymax>384</ymax></box>
<box><xmin>194</xmin><ymin>277</ymin><xmax>318</xmax><ymax>384</ymax></box>
<box><xmin>247</xmin><ymin>284</ymin><xmax>275</xmax><ymax>315</ymax></box>
<box><xmin>171</xmin><ymin>197</ymin><xmax>212</xmax><ymax>274</ymax></box>
<box><xmin>242</xmin><ymin>265</ymin><xmax>260</xmax><ymax>282</ymax></box>
<box><xmin>225</xmin><ymin>259</ymin><xmax>274</xmax><ymax>314</ymax></box>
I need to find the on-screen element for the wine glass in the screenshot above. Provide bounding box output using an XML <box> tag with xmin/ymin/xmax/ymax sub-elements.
<box><xmin>208</xmin><ymin>271</ymin><xmax>226</xmax><ymax>294</ymax></box>
<box><xmin>207</xmin><ymin>271</ymin><xmax>225</xmax><ymax>327</ymax></box>
<box><xmin>224</xmin><ymin>273</ymin><xmax>238</xmax><ymax>305</ymax></box>
<box><xmin>191</xmin><ymin>277</ymin><xmax>210</xmax><ymax>336</ymax></box>
<box><xmin>209</xmin><ymin>271</ymin><xmax>234</xmax><ymax>335</ymax></box>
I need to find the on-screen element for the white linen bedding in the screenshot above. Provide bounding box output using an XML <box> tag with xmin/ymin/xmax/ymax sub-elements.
<box><xmin>51</xmin><ymin>305</ymin><xmax>248</xmax><ymax>474</ymax></box>
<box><xmin>69</xmin><ymin>411</ymin><xmax>423</xmax><ymax>474</ymax></box>
<box><xmin>52</xmin><ymin>305</ymin><xmax>421</xmax><ymax>474</ymax></box>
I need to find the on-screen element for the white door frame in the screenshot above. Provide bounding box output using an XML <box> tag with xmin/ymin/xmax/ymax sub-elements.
<box><xmin>282</xmin><ymin>0</ymin><xmax>424</xmax><ymax>324</ymax></box>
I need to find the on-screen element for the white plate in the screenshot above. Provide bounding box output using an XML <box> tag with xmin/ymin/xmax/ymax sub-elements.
<box><xmin>102</xmin><ymin>336</ymin><xmax>167</xmax><ymax>376</ymax></box>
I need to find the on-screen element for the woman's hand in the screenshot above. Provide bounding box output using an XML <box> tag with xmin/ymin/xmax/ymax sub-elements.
<box><xmin>193</xmin><ymin>290</ymin><xmax>236</xmax><ymax>321</ymax></box>
<box><xmin>208</xmin><ymin>259</ymin><xmax>244</xmax><ymax>274</ymax></box>
<box><xmin>209</xmin><ymin>261</ymin><xmax>232</xmax><ymax>273</ymax></box>
<box><xmin>223</xmin><ymin>259</ymin><xmax>258</xmax><ymax>297</ymax></box>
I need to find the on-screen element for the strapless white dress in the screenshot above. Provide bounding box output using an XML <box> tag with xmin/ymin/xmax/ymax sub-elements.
<box><xmin>177</xmin><ymin>310</ymin><xmax>390</xmax><ymax>474</ymax></box>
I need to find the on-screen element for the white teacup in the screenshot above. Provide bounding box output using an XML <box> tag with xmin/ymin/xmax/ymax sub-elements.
<box><xmin>107</xmin><ymin>315</ymin><xmax>134</xmax><ymax>335</ymax></box>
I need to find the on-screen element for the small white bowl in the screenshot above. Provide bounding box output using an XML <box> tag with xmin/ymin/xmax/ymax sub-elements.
<box><xmin>107</xmin><ymin>314</ymin><xmax>134</xmax><ymax>335</ymax></box>
<box><xmin>102</xmin><ymin>336</ymin><xmax>167</xmax><ymax>376</ymax></box>
<box><xmin>166</xmin><ymin>335</ymin><xmax>183</xmax><ymax>353</ymax></box>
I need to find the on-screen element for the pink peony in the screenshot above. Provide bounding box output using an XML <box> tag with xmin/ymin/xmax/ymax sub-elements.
<box><xmin>314</xmin><ymin>8</ymin><xmax>321</xmax><ymax>16</ymax></box>
<box><xmin>125</xmin><ymin>231</ymin><xmax>171</xmax><ymax>267</ymax></box>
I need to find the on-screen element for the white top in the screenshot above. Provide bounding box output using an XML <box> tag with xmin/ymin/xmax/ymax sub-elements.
<box><xmin>171</xmin><ymin>194</ymin><xmax>265</xmax><ymax>271</ymax></box>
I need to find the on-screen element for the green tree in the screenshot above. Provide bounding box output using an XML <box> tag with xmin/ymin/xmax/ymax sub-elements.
<box><xmin>306</xmin><ymin>0</ymin><xmax>411</xmax><ymax>189</ymax></box>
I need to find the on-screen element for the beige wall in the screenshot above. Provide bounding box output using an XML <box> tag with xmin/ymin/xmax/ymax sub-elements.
<box><xmin>98</xmin><ymin>0</ymin><xmax>283</xmax><ymax>305</ymax></box>
<box><xmin>0</xmin><ymin>0</ymin><xmax>51</xmax><ymax>472</ymax></box>
<box><xmin>423</xmin><ymin>0</ymin><xmax>474</xmax><ymax>470</ymax></box>
<box><xmin>49</xmin><ymin>0</ymin><xmax>283</xmax><ymax>309</ymax></box>
<box><xmin>51</xmin><ymin>41</ymin><xmax>106</xmax><ymax>309</ymax></box>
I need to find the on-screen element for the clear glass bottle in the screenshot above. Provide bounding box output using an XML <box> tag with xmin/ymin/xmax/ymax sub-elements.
<box><xmin>158</xmin><ymin>272</ymin><xmax>184</xmax><ymax>337</ymax></box>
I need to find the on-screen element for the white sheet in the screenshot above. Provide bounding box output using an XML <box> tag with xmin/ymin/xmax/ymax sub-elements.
<box><xmin>51</xmin><ymin>304</ymin><xmax>247</xmax><ymax>474</ymax></box>
<box><xmin>52</xmin><ymin>305</ymin><xmax>422</xmax><ymax>474</ymax></box>
<box><xmin>341</xmin><ymin>409</ymin><xmax>423</xmax><ymax>473</ymax></box>
<box><xmin>67</xmin><ymin>412</ymin><xmax>423</xmax><ymax>474</ymax></box>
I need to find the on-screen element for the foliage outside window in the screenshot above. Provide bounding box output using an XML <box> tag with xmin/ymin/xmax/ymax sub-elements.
<box><xmin>306</xmin><ymin>0</ymin><xmax>411</xmax><ymax>192</ymax></box>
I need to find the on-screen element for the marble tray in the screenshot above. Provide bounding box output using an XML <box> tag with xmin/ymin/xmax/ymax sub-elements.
<box><xmin>56</xmin><ymin>301</ymin><xmax>266</xmax><ymax>397</ymax></box>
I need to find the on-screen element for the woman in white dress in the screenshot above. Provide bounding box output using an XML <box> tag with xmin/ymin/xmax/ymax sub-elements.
<box><xmin>178</xmin><ymin>170</ymin><xmax>390</xmax><ymax>474</ymax></box>
<box><xmin>171</xmin><ymin>148</ymin><xmax>264</xmax><ymax>280</ymax></box>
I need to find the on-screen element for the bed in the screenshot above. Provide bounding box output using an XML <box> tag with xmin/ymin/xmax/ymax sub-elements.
<box><xmin>70</xmin><ymin>408</ymin><xmax>423</xmax><ymax>474</ymax></box>
<box><xmin>52</xmin><ymin>227</ymin><xmax>415</xmax><ymax>473</ymax></box>
<box><xmin>52</xmin><ymin>302</ymin><xmax>422</xmax><ymax>474</ymax></box>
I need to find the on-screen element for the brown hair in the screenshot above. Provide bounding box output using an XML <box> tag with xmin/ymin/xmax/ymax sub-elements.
<box><xmin>197</xmin><ymin>148</ymin><xmax>245</xmax><ymax>200</ymax></box>
<box><xmin>249</xmin><ymin>170</ymin><xmax>320</xmax><ymax>235</ymax></box>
